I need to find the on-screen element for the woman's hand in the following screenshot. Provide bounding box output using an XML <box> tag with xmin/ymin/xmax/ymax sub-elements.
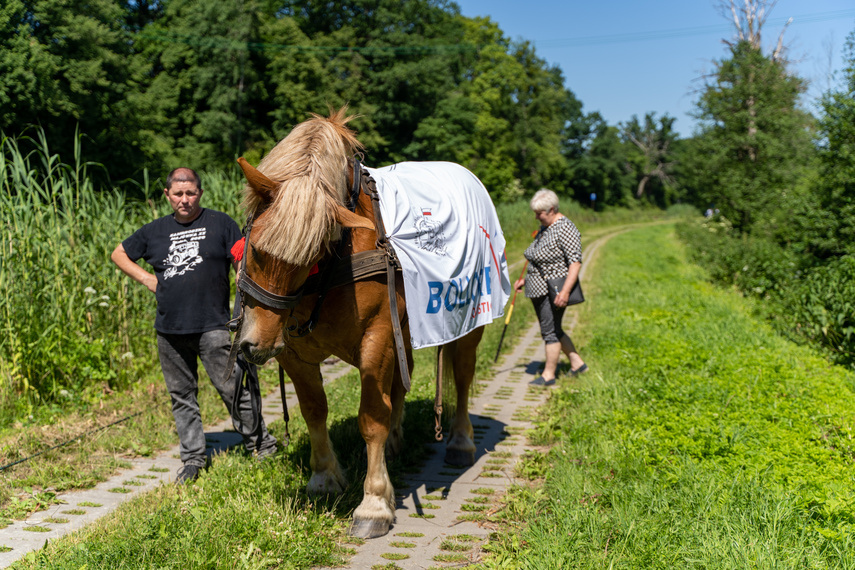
<box><xmin>553</xmin><ymin>289</ymin><xmax>569</xmax><ymax>307</ymax></box>
<box><xmin>514</xmin><ymin>277</ymin><xmax>525</xmax><ymax>293</ymax></box>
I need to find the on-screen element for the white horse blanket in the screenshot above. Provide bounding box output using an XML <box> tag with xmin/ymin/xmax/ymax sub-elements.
<box><xmin>366</xmin><ymin>162</ymin><xmax>511</xmax><ymax>349</ymax></box>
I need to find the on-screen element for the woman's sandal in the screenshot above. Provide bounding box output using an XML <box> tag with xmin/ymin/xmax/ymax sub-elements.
<box><xmin>570</xmin><ymin>363</ymin><xmax>588</xmax><ymax>376</ymax></box>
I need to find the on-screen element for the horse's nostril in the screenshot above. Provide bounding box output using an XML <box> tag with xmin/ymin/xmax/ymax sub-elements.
<box><xmin>240</xmin><ymin>340</ymin><xmax>255</xmax><ymax>355</ymax></box>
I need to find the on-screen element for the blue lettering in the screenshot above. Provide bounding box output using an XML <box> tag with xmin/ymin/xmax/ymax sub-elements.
<box><xmin>485</xmin><ymin>265</ymin><xmax>492</xmax><ymax>295</ymax></box>
<box><xmin>473</xmin><ymin>269</ymin><xmax>484</xmax><ymax>299</ymax></box>
<box><xmin>445</xmin><ymin>281</ymin><xmax>458</xmax><ymax>311</ymax></box>
<box><xmin>457</xmin><ymin>277</ymin><xmax>469</xmax><ymax>308</ymax></box>
<box><xmin>426</xmin><ymin>282</ymin><xmax>443</xmax><ymax>314</ymax></box>
<box><xmin>444</xmin><ymin>280</ymin><xmax>459</xmax><ymax>312</ymax></box>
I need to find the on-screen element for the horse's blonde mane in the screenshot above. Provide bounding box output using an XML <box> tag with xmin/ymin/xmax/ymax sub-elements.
<box><xmin>243</xmin><ymin>107</ymin><xmax>363</xmax><ymax>265</ymax></box>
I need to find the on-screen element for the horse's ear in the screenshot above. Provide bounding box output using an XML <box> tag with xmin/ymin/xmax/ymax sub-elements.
<box><xmin>237</xmin><ymin>157</ymin><xmax>278</xmax><ymax>199</ymax></box>
<box><xmin>334</xmin><ymin>205</ymin><xmax>374</xmax><ymax>231</ymax></box>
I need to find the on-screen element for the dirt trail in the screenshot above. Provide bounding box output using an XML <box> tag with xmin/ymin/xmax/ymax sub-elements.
<box><xmin>0</xmin><ymin>225</ymin><xmax>630</xmax><ymax>569</ymax></box>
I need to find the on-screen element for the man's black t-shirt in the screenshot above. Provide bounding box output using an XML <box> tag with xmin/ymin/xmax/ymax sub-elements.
<box><xmin>122</xmin><ymin>209</ymin><xmax>241</xmax><ymax>334</ymax></box>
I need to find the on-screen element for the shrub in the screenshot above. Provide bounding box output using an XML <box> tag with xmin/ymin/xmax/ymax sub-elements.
<box><xmin>777</xmin><ymin>255</ymin><xmax>855</xmax><ymax>366</ymax></box>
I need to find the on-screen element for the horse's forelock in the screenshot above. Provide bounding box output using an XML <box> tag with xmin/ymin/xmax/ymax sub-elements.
<box><xmin>245</xmin><ymin>109</ymin><xmax>361</xmax><ymax>266</ymax></box>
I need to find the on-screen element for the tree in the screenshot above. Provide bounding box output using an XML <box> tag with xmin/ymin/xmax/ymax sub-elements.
<box><xmin>692</xmin><ymin>1</ymin><xmax>813</xmax><ymax>231</ymax></box>
<box><xmin>622</xmin><ymin>113</ymin><xmax>678</xmax><ymax>206</ymax></box>
<box><xmin>280</xmin><ymin>0</ymin><xmax>472</xmax><ymax>165</ymax></box>
<box><xmin>0</xmin><ymin>0</ymin><xmax>146</xmax><ymax>181</ymax></box>
<box><xmin>566</xmin><ymin>113</ymin><xmax>635</xmax><ymax>208</ymax></box>
<box><xmin>132</xmin><ymin>0</ymin><xmax>272</xmax><ymax>173</ymax></box>
<box><xmin>801</xmin><ymin>27</ymin><xmax>855</xmax><ymax>258</ymax></box>
<box><xmin>412</xmin><ymin>16</ymin><xmax>583</xmax><ymax>199</ymax></box>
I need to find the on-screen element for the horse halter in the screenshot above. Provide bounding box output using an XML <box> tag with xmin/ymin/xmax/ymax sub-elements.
<box><xmin>230</xmin><ymin>157</ymin><xmax>364</xmax><ymax>338</ymax></box>
<box><xmin>231</xmin><ymin>212</ymin><xmax>309</xmax><ymax>338</ymax></box>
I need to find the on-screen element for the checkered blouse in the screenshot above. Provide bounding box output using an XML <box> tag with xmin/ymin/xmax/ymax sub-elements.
<box><xmin>523</xmin><ymin>216</ymin><xmax>583</xmax><ymax>298</ymax></box>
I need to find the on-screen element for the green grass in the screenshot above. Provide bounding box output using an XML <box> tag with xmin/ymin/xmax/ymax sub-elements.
<box><xmin>5</xmin><ymin>272</ymin><xmax>534</xmax><ymax>567</ymax></box>
<box><xmin>478</xmin><ymin>223</ymin><xmax>855</xmax><ymax>568</ymax></box>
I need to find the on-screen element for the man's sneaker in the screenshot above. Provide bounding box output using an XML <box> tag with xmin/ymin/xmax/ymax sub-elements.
<box><xmin>255</xmin><ymin>446</ymin><xmax>278</xmax><ymax>462</ymax></box>
<box><xmin>176</xmin><ymin>464</ymin><xmax>201</xmax><ymax>484</ymax></box>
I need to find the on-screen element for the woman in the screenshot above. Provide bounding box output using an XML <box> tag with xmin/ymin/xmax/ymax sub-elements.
<box><xmin>514</xmin><ymin>189</ymin><xmax>587</xmax><ymax>385</ymax></box>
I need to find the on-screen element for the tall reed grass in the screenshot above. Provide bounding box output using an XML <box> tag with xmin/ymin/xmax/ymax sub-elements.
<box><xmin>0</xmin><ymin>131</ymin><xmax>245</xmax><ymax>419</ymax></box>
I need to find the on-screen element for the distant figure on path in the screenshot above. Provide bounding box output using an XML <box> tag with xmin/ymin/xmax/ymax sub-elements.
<box><xmin>111</xmin><ymin>167</ymin><xmax>277</xmax><ymax>483</ymax></box>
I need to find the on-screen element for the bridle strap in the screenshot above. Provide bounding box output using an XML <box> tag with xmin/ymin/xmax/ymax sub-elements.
<box><xmin>363</xmin><ymin>176</ymin><xmax>412</xmax><ymax>393</ymax></box>
<box><xmin>238</xmin><ymin>272</ymin><xmax>305</xmax><ymax>311</ymax></box>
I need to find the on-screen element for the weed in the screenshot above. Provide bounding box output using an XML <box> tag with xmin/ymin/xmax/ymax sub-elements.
<box><xmin>433</xmin><ymin>553</ymin><xmax>468</xmax><ymax>562</ymax></box>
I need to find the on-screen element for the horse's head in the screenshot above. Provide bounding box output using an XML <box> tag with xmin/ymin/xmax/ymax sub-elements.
<box><xmin>235</xmin><ymin>109</ymin><xmax>372</xmax><ymax>364</ymax></box>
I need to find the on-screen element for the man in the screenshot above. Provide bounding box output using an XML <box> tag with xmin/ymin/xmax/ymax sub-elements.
<box><xmin>111</xmin><ymin>167</ymin><xmax>277</xmax><ymax>483</ymax></box>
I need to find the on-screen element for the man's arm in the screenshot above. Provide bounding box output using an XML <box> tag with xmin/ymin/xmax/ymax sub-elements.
<box><xmin>111</xmin><ymin>244</ymin><xmax>157</xmax><ymax>293</ymax></box>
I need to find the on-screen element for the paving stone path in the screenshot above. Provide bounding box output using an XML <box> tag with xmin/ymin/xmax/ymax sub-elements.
<box><xmin>0</xmin><ymin>229</ymin><xmax>616</xmax><ymax>569</ymax></box>
<box><xmin>329</xmin><ymin>232</ymin><xmax>609</xmax><ymax>569</ymax></box>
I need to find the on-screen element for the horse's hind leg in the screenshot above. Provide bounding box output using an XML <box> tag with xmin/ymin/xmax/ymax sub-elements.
<box><xmin>443</xmin><ymin>327</ymin><xmax>484</xmax><ymax>466</ymax></box>
<box><xmin>277</xmin><ymin>350</ymin><xmax>346</xmax><ymax>494</ymax></box>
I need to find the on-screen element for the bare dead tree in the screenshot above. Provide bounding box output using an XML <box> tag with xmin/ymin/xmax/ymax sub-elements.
<box><xmin>717</xmin><ymin>0</ymin><xmax>791</xmax><ymax>63</ymax></box>
<box><xmin>715</xmin><ymin>0</ymin><xmax>795</xmax><ymax>155</ymax></box>
<box><xmin>625</xmin><ymin>115</ymin><xmax>676</xmax><ymax>198</ymax></box>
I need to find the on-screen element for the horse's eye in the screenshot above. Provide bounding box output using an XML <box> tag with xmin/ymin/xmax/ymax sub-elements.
<box><xmin>250</xmin><ymin>244</ymin><xmax>265</xmax><ymax>269</ymax></box>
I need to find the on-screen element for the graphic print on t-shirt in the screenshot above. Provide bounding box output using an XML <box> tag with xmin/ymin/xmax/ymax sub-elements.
<box><xmin>163</xmin><ymin>227</ymin><xmax>206</xmax><ymax>279</ymax></box>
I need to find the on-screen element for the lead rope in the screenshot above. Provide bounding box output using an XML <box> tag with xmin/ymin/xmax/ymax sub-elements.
<box><xmin>224</xmin><ymin>216</ymin><xmax>289</xmax><ymax>444</ymax></box>
<box><xmin>278</xmin><ymin>365</ymin><xmax>291</xmax><ymax>446</ymax></box>
<box><xmin>225</xmin><ymin>294</ymin><xmax>262</xmax><ymax>438</ymax></box>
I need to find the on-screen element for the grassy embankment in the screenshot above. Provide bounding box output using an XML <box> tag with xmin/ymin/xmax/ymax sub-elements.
<box><xmin>479</xmin><ymin>223</ymin><xmax>855</xmax><ymax>568</ymax></box>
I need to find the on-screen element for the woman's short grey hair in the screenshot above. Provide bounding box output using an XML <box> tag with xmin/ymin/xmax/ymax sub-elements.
<box><xmin>530</xmin><ymin>188</ymin><xmax>559</xmax><ymax>213</ymax></box>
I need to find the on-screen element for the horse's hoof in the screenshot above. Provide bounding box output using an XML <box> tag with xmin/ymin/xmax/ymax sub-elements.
<box><xmin>444</xmin><ymin>448</ymin><xmax>475</xmax><ymax>466</ymax></box>
<box><xmin>349</xmin><ymin>518</ymin><xmax>391</xmax><ymax>539</ymax></box>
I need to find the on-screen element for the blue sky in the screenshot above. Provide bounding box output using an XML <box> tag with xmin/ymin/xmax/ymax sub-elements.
<box><xmin>453</xmin><ymin>0</ymin><xmax>855</xmax><ymax>136</ymax></box>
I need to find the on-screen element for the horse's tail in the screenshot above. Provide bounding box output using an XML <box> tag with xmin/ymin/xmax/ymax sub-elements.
<box><xmin>434</xmin><ymin>341</ymin><xmax>457</xmax><ymax>440</ymax></box>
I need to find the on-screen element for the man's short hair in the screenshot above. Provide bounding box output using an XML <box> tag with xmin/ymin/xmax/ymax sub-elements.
<box><xmin>166</xmin><ymin>168</ymin><xmax>202</xmax><ymax>191</ymax></box>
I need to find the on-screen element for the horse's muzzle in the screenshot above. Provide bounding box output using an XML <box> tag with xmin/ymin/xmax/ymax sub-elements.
<box><xmin>240</xmin><ymin>340</ymin><xmax>284</xmax><ymax>365</ymax></box>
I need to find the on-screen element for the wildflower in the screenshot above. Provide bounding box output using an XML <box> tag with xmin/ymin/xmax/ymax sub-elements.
<box><xmin>98</xmin><ymin>302</ymin><xmax>109</xmax><ymax>307</ymax></box>
<box><xmin>742</xmin><ymin>265</ymin><xmax>749</xmax><ymax>271</ymax></box>
<box><xmin>84</xmin><ymin>287</ymin><xmax>97</xmax><ymax>295</ymax></box>
<box><xmin>121</xmin><ymin>352</ymin><xmax>134</xmax><ymax>360</ymax></box>
<box><xmin>101</xmin><ymin>295</ymin><xmax>110</xmax><ymax>301</ymax></box>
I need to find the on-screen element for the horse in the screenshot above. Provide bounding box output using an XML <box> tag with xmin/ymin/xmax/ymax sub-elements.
<box><xmin>235</xmin><ymin>107</ymin><xmax>496</xmax><ymax>538</ymax></box>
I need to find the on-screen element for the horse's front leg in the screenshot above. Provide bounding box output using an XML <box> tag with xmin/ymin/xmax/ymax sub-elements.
<box><xmin>277</xmin><ymin>349</ymin><xmax>346</xmax><ymax>494</ymax></box>
<box><xmin>444</xmin><ymin>327</ymin><xmax>484</xmax><ymax>466</ymax></box>
<box><xmin>385</xmin><ymin>348</ymin><xmax>411</xmax><ymax>459</ymax></box>
<box><xmin>349</xmin><ymin>343</ymin><xmax>396</xmax><ymax>538</ymax></box>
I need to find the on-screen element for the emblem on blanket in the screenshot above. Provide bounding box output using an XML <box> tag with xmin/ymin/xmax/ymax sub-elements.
<box><xmin>413</xmin><ymin>207</ymin><xmax>446</xmax><ymax>255</ymax></box>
